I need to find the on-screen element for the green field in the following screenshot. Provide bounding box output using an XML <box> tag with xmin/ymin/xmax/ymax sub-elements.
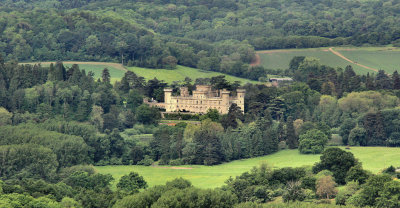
<box><xmin>20</xmin><ymin>62</ymin><xmax>126</xmax><ymax>83</ymax></box>
<box><xmin>258</xmin><ymin>47</ymin><xmax>400</xmax><ymax>74</ymax></box>
<box><xmin>95</xmin><ymin>146</ymin><xmax>400</xmax><ymax>189</ymax></box>
<box><xmin>21</xmin><ymin>62</ymin><xmax>259</xmax><ymax>84</ymax></box>
<box><xmin>128</xmin><ymin>65</ymin><xmax>259</xmax><ymax>84</ymax></box>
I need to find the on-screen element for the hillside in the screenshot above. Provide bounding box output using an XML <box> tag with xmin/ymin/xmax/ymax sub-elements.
<box><xmin>20</xmin><ymin>62</ymin><xmax>259</xmax><ymax>84</ymax></box>
<box><xmin>256</xmin><ymin>47</ymin><xmax>400</xmax><ymax>74</ymax></box>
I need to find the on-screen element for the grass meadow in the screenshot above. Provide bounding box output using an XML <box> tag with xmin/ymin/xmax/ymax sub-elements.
<box><xmin>128</xmin><ymin>65</ymin><xmax>259</xmax><ymax>84</ymax></box>
<box><xmin>95</xmin><ymin>146</ymin><xmax>400</xmax><ymax>189</ymax></box>
<box><xmin>20</xmin><ymin>62</ymin><xmax>259</xmax><ymax>84</ymax></box>
<box><xmin>258</xmin><ymin>47</ymin><xmax>400</xmax><ymax>74</ymax></box>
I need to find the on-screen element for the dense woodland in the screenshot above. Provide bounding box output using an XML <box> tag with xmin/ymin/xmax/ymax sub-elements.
<box><xmin>1</xmin><ymin>55</ymin><xmax>400</xmax><ymax>206</ymax></box>
<box><xmin>1</xmin><ymin>0</ymin><xmax>400</xmax><ymax>207</ymax></box>
<box><xmin>3</xmin><ymin>0</ymin><xmax>400</xmax><ymax>79</ymax></box>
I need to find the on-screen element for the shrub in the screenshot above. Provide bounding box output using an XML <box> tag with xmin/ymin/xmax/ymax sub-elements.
<box><xmin>137</xmin><ymin>156</ymin><xmax>154</xmax><ymax>166</ymax></box>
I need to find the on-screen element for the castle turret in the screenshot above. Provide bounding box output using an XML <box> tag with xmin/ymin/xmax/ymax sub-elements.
<box><xmin>180</xmin><ymin>87</ymin><xmax>189</xmax><ymax>97</ymax></box>
<box><xmin>164</xmin><ymin>88</ymin><xmax>173</xmax><ymax>112</ymax></box>
<box><xmin>221</xmin><ymin>89</ymin><xmax>230</xmax><ymax>114</ymax></box>
<box><xmin>236</xmin><ymin>89</ymin><xmax>246</xmax><ymax>112</ymax></box>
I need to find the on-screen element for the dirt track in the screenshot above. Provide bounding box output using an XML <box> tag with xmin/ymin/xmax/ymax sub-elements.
<box><xmin>328</xmin><ymin>48</ymin><xmax>378</xmax><ymax>73</ymax></box>
<box><xmin>21</xmin><ymin>61</ymin><xmax>127</xmax><ymax>72</ymax></box>
<box><xmin>252</xmin><ymin>48</ymin><xmax>380</xmax><ymax>73</ymax></box>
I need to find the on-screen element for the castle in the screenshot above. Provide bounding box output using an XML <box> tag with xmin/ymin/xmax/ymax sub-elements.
<box><xmin>146</xmin><ymin>85</ymin><xmax>245</xmax><ymax>114</ymax></box>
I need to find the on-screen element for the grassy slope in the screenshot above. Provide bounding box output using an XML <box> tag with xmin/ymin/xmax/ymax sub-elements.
<box><xmin>21</xmin><ymin>62</ymin><xmax>259</xmax><ymax>84</ymax></box>
<box><xmin>95</xmin><ymin>146</ymin><xmax>400</xmax><ymax>189</ymax></box>
<box><xmin>258</xmin><ymin>47</ymin><xmax>400</xmax><ymax>74</ymax></box>
<box><xmin>128</xmin><ymin>65</ymin><xmax>259</xmax><ymax>84</ymax></box>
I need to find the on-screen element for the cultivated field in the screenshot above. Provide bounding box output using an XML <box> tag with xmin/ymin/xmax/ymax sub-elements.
<box><xmin>257</xmin><ymin>47</ymin><xmax>400</xmax><ymax>74</ymax></box>
<box><xmin>95</xmin><ymin>146</ymin><xmax>400</xmax><ymax>189</ymax></box>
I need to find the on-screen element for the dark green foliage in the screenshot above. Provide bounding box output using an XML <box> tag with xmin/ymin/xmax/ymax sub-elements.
<box><xmin>298</xmin><ymin>129</ymin><xmax>328</xmax><ymax>154</ymax></box>
<box><xmin>345</xmin><ymin>164</ymin><xmax>370</xmax><ymax>185</ymax></box>
<box><xmin>0</xmin><ymin>144</ymin><xmax>58</xmax><ymax>180</ymax></box>
<box><xmin>115</xmin><ymin>178</ymin><xmax>236</xmax><ymax>208</ymax></box>
<box><xmin>286</xmin><ymin>116</ymin><xmax>297</xmax><ymax>149</ymax></box>
<box><xmin>347</xmin><ymin>174</ymin><xmax>393</xmax><ymax>207</ymax></box>
<box><xmin>313</xmin><ymin>148</ymin><xmax>357</xmax><ymax>185</ymax></box>
<box><xmin>117</xmin><ymin>172</ymin><xmax>147</xmax><ymax>194</ymax></box>
<box><xmin>0</xmin><ymin>124</ymin><xmax>90</xmax><ymax>168</ymax></box>
<box><xmin>135</xmin><ymin>104</ymin><xmax>161</xmax><ymax>125</ymax></box>
<box><xmin>63</xmin><ymin>171</ymin><xmax>113</xmax><ymax>191</ymax></box>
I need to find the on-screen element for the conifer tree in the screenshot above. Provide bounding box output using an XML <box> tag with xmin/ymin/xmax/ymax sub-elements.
<box><xmin>286</xmin><ymin>116</ymin><xmax>298</xmax><ymax>149</ymax></box>
<box><xmin>365</xmin><ymin>72</ymin><xmax>375</xmax><ymax>90</ymax></box>
<box><xmin>102</xmin><ymin>68</ymin><xmax>111</xmax><ymax>83</ymax></box>
<box><xmin>393</xmin><ymin>71</ymin><xmax>400</xmax><ymax>89</ymax></box>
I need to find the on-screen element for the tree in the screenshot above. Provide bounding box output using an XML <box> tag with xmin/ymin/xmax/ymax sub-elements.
<box><xmin>136</xmin><ymin>104</ymin><xmax>161</xmax><ymax>125</ymax></box>
<box><xmin>316</xmin><ymin>175</ymin><xmax>337</xmax><ymax>199</ymax></box>
<box><xmin>348</xmin><ymin>174</ymin><xmax>392</xmax><ymax>207</ymax></box>
<box><xmin>0</xmin><ymin>107</ymin><xmax>12</xmax><ymax>126</ymax></box>
<box><xmin>286</xmin><ymin>116</ymin><xmax>298</xmax><ymax>149</ymax></box>
<box><xmin>161</xmin><ymin>56</ymin><xmax>177</xmax><ymax>69</ymax></box>
<box><xmin>298</xmin><ymin>129</ymin><xmax>328</xmax><ymax>154</ymax></box>
<box><xmin>393</xmin><ymin>71</ymin><xmax>400</xmax><ymax>90</ymax></box>
<box><xmin>193</xmin><ymin>120</ymin><xmax>224</xmax><ymax>165</ymax></box>
<box><xmin>375</xmin><ymin>70</ymin><xmax>392</xmax><ymax>89</ymax></box>
<box><xmin>348</xmin><ymin>126</ymin><xmax>367</xmax><ymax>146</ymax></box>
<box><xmin>200</xmin><ymin>109</ymin><xmax>220</xmax><ymax>122</ymax></box>
<box><xmin>376</xmin><ymin>180</ymin><xmax>400</xmax><ymax>208</ymax></box>
<box><xmin>282</xmin><ymin>181</ymin><xmax>306</xmax><ymax>202</ymax></box>
<box><xmin>117</xmin><ymin>172</ymin><xmax>148</xmax><ymax>194</ymax></box>
<box><xmin>312</xmin><ymin>147</ymin><xmax>357</xmax><ymax>185</ymax></box>
<box><xmin>102</xmin><ymin>68</ymin><xmax>111</xmax><ymax>83</ymax></box>
<box><xmin>346</xmin><ymin>164</ymin><xmax>370</xmax><ymax>185</ymax></box>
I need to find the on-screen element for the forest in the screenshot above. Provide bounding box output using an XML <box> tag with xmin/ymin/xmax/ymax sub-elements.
<box><xmin>3</xmin><ymin>0</ymin><xmax>400</xmax><ymax>79</ymax></box>
<box><xmin>1</xmin><ymin>54</ymin><xmax>400</xmax><ymax>207</ymax></box>
<box><xmin>1</xmin><ymin>0</ymin><xmax>400</xmax><ymax>207</ymax></box>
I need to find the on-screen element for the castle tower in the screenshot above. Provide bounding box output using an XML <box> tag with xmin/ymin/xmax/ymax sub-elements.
<box><xmin>180</xmin><ymin>87</ymin><xmax>189</xmax><ymax>97</ymax></box>
<box><xmin>221</xmin><ymin>89</ymin><xmax>230</xmax><ymax>114</ymax></box>
<box><xmin>164</xmin><ymin>88</ymin><xmax>173</xmax><ymax>112</ymax></box>
<box><xmin>236</xmin><ymin>89</ymin><xmax>246</xmax><ymax>112</ymax></box>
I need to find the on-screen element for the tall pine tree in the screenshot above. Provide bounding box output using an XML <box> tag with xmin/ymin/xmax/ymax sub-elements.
<box><xmin>393</xmin><ymin>71</ymin><xmax>400</xmax><ymax>90</ymax></box>
<box><xmin>286</xmin><ymin>116</ymin><xmax>298</xmax><ymax>149</ymax></box>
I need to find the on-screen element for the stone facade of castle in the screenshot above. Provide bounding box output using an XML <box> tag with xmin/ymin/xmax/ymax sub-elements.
<box><xmin>146</xmin><ymin>85</ymin><xmax>245</xmax><ymax>114</ymax></box>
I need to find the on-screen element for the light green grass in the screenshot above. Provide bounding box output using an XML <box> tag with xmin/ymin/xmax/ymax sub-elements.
<box><xmin>259</xmin><ymin>48</ymin><xmax>354</xmax><ymax>70</ymax></box>
<box><xmin>20</xmin><ymin>62</ymin><xmax>125</xmax><ymax>82</ymax></box>
<box><xmin>128</xmin><ymin>65</ymin><xmax>259</xmax><ymax>84</ymax></box>
<box><xmin>95</xmin><ymin>146</ymin><xmax>400</xmax><ymax>189</ymax></box>
<box><xmin>338</xmin><ymin>49</ymin><xmax>400</xmax><ymax>74</ymax></box>
<box><xmin>22</xmin><ymin>62</ymin><xmax>260</xmax><ymax>84</ymax></box>
<box><xmin>258</xmin><ymin>47</ymin><xmax>400</xmax><ymax>74</ymax></box>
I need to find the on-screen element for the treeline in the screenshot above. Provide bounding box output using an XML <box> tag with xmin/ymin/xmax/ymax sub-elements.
<box><xmin>109</xmin><ymin>148</ymin><xmax>400</xmax><ymax>207</ymax></box>
<box><xmin>0</xmin><ymin>7</ymin><xmax>257</xmax><ymax>79</ymax></box>
<box><xmin>6</xmin><ymin>0</ymin><xmax>400</xmax><ymax>48</ymax></box>
<box><xmin>5</xmin><ymin>0</ymin><xmax>400</xmax><ymax>80</ymax></box>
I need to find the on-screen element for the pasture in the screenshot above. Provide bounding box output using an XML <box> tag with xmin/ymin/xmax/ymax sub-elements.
<box><xmin>257</xmin><ymin>47</ymin><xmax>400</xmax><ymax>74</ymax></box>
<box><xmin>95</xmin><ymin>146</ymin><xmax>400</xmax><ymax>189</ymax></box>
<box><xmin>128</xmin><ymin>65</ymin><xmax>259</xmax><ymax>84</ymax></box>
<box><xmin>20</xmin><ymin>61</ymin><xmax>259</xmax><ymax>84</ymax></box>
<box><xmin>20</xmin><ymin>61</ymin><xmax>126</xmax><ymax>83</ymax></box>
